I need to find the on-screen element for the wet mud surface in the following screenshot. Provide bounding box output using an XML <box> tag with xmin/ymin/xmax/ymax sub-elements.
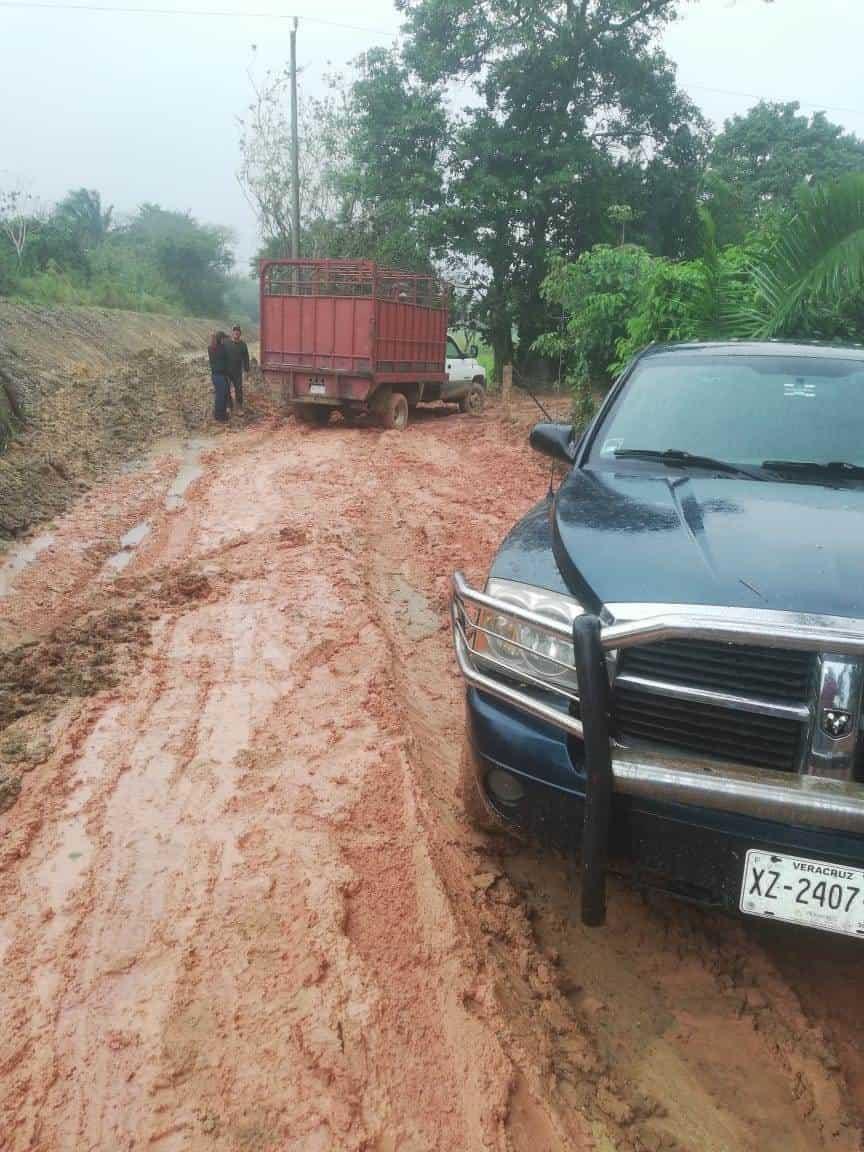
<box><xmin>0</xmin><ymin>390</ymin><xmax>861</xmax><ymax>1151</ymax></box>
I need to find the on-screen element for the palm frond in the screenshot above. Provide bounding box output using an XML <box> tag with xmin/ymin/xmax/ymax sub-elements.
<box><xmin>752</xmin><ymin>174</ymin><xmax>864</xmax><ymax>337</ymax></box>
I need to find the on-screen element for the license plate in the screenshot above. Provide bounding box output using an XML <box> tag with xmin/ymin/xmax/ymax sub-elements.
<box><xmin>309</xmin><ymin>383</ymin><xmax>326</xmax><ymax>395</ymax></box>
<box><xmin>740</xmin><ymin>849</ymin><xmax>864</xmax><ymax>938</ymax></box>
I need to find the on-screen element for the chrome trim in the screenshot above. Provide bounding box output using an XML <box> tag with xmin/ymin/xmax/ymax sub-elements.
<box><xmin>603</xmin><ymin>614</ymin><xmax>864</xmax><ymax>655</ymax></box>
<box><xmin>606</xmin><ymin>601</ymin><xmax>864</xmax><ymax>641</ymax></box>
<box><xmin>453</xmin><ymin>606</ymin><xmax>584</xmax><ymax>737</ymax></box>
<box><xmin>452</xmin><ymin>573</ymin><xmax>864</xmax><ymax>830</ymax></box>
<box><xmin>807</xmin><ymin>655</ymin><xmax>864</xmax><ymax>780</ymax></box>
<box><xmin>453</xmin><ymin>572</ymin><xmax>574</xmax><ymax>643</ymax></box>
<box><xmin>454</xmin><ymin>616</ymin><xmax>864</xmax><ymax>834</ymax></box>
<box><xmin>455</xmin><ymin>575</ymin><xmax>864</xmax><ymax>656</ymax></box>
<box><xmin>614</xmin><ymin>672</ymin><xmax>812</xmax><ymax>723</ymax></box>
<box><xmin>613</xmin><ymin>746</ymin><xmax>864</xmax><ymax>834</ymax></box>
<box><xmin>452</xmin><ymin>604</ymin><xmax>580</xmax><ymax>704</ymax></box>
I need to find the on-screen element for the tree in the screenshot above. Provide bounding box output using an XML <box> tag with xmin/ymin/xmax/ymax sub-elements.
<box><xmin>607</xmin><ymin>205</ymin><xmax>635</xmax><ymax>246</ymax></box>
<box><xmin>706</xmin><ymin>102</ymin><xmax>864</xmax><ymax>243</ymax></box>
<box><xmin>741</xmin><ymin>173</ymin><xmax>864</xmax><ymax>340</ymax></box>
<box><xmin>338</xmin><ymin>48</ymin><xmax>447</xmax><ymax>268</ymax></box>
<box><xmin>396</xmin><ymin>0</ymin><xmax>709</xmax><ymax>379</ymax></box>
<box><xmin>53</xmin><ymin>188</ymin><xmax>113</xmax><ymax>250</ymax></box>
<box><xmin>0</xmin><ymin>184</ymin><xmax>36</xmax><ymax>265</ymax></box>
<box><xmin>536</xmin><ymin>244</ymin><xmax>657</xmax><ymax>385</ymax></box>
<box><xmin>122</xmin><ymin>205</ymin><xmax>234</xmax><ymax>315</ymax></box>
<box><xmin>240</xmin><ymin>48</ymin><xmax>447</xmax><ymax>270</ymax></box>
<box><xmin>238</xmin><ymin>54</ymin><xmax>354</xmax><ymax>258</ymax></box>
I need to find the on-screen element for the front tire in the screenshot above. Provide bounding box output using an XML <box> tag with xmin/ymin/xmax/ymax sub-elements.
<box><xmin>459</xmin><ymin>382</ymin><xmax>486</xmax><ymax>416</ymax></box>
<box><xmin>380</xmin><ymin>391</ymin><xmax>409</xmax><ymax>431</ymax></box>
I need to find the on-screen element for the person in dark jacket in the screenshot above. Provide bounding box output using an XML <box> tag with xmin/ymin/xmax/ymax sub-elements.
<box><xmin>225</xmin><ymin>325</ymin><xmax>251</xmax><ymax>413</ymax></box>
<box><xmin>208</xmin><ymin>331</ymin><xmax>230</xmax><ymax>422</ymax></box>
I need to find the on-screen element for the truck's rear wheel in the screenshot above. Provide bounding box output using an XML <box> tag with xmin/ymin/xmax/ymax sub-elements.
<box><xmin>459</xmin><ymin>383</ymin><xmax>486</xmax><ymax>416</ymax></box>
<box><xmin>381</xmin><ymin>392</ymin><xmax>409</xmax><ymax>431</ymax></box>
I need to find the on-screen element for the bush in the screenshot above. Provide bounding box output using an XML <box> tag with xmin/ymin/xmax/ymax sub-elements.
<box><xmin>535</xmin><ymin>245</ymin><xmax>656</xmax><ymax>385</ymax></box>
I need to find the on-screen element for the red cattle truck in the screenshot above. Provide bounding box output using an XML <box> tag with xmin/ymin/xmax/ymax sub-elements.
<box><xmin>259</xmin><ymin>259</ymin><xmax>486</xmax><ymax>430</ymax></box>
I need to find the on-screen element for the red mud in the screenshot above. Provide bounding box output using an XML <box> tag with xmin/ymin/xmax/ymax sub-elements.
<box><xmin>0</xmin><ymin>391</ymin><xmax>861</xmax><ymax>1151</ymax></box>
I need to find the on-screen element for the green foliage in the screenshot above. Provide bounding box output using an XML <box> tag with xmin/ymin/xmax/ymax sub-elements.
<box><xmin>319</xmin><ymin>48</ymin><xmax>448</xmax><ymax>271</ymax></box>
<box><xmin>224</xmin><ymin>276</ymin><xmax>260</xmax><ymax>326</ymax></box>
<box><xmin>123</xmin><ymin>205</ymin><xmax>233</xmax><ymax>315</ymax></box>
<box><xmin>539</xmin><ymin>210</ymin><xmax>763</xmax><ymax>408</ymax></box>
<box><xmin>0</xmin><ymin>188</ymin><xmax>234</xmax><ymax>316</ymax></box>
<box><xmin>615</xmin><ymin>231</ymin><xmax>758</xmax><ymax>365</ymax></box>
<box><xmin>535</xmin><ymin>245</ymin><xmax>656</xmax><ymax>384</ymax></box>
<box><xmin>243</xmin><ymin>48</ymin><xmax>446</xmax><ymax>273</ymax></box>
<box><xmin>54</xmin><ymin>188</ymin><xmax>113</xmax><ymax>250</ymax></box>
<box><xmin>706</xmin><ymin>102</ymin><xmax>864</xmax><ymax>245</ymax></box>
<box><xmin>742</xmin><ymin>174</ymin><xmax>864</xmax><ymax>340</ymax></box>
<box><xmin>404</xmin><ymin>1</ymin><xmax>709</xmax><ymax>378</ymax></box>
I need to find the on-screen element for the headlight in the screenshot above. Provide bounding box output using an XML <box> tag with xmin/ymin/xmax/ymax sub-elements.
<box><xmin>474</xmin><ymin>578</ymin><xmax>584</xmax><ymax>693</ymax></box>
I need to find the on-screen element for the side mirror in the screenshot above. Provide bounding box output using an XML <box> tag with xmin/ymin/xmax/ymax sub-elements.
<box><xmin>529</xmin><ymin>421</ymin><xmax>576</xmax><ymax>464</ymax></box>
<box><xmin>469</xmin><ymin>344</ymin><xmax>479</xmax><ymax>358</ymax></box>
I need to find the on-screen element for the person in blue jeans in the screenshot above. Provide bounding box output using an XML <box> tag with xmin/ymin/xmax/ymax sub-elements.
<box><xmin>208</xmin><ymin>331</ymin><xmax>230</xmax><ymax>421</ymax></box>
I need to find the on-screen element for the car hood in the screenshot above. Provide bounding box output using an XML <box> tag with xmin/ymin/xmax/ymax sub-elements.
<box><xmin>553</xmin><ymin>468</ymin><xmax>864</xmax><ymax>618</ymax></box>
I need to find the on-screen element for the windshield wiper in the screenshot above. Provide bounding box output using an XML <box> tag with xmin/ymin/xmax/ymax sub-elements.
<box><xmin>762</xmin><ymin>460</ymin><xmax>864</xmax><ymax>481</ymax></box>
<box><xmin>613</xmin><ymin>448</ymin><xmax>766</xmax><ymax>481</ymax></box>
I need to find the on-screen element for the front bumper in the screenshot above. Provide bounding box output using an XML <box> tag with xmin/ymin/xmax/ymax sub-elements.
<box><xmin>452</xmin><ymin>572</ymin><xmax>864</xmax><ymax>835</ymax></box>
<box><xmin>452</xmin><ymin>571</ymin><xmax>864</xmax><ymax>921</ymax></box>
<box><xmin>466</xmin><ymin>689</ymin><xmax>864</xmax><ymax>910</ymax></box>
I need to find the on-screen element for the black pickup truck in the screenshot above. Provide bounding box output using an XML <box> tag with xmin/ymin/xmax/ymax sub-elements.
<box><xmin>452</xmin><ymin>341</ymin><xmax>864</xmax><ymax>939</ymax></box>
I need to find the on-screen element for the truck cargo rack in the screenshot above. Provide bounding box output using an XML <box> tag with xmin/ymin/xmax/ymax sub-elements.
<box><xmin>261</xmin><ymin>259</ymin><xmax>447</xmax><ymax>308</ymax></box>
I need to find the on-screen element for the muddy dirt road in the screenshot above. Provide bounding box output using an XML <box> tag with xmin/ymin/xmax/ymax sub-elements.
<box><xmin>1</xmin><ymin>395</ymin><xmax>862</xmax><ymax>1152</ymax></box>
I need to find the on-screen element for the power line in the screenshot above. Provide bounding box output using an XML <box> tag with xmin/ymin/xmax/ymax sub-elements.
<box><xmin>4</xmin><ymin>1</ymin><xmax>861</xmax><ymax>121</ymax></box>
<box><xmin>685</xmin><ymin>82</ymin><xmax>864</xmax><ymax>121</ymax></box>
<box><xmin>0</xmin><ymin>0</ymin><xmax>396</xmax><ymax>35</ymax></box>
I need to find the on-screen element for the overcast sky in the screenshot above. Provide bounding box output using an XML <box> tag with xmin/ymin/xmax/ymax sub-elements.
<box><xmin>2</xmin><ymin>0</ymin><xmax>862</xmax><ymax>269</ymax></box>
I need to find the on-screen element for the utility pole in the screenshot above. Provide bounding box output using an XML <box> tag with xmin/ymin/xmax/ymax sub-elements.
<box><xmin>290</xmin><ymin>16</ymin><xmax>301</xmax><ymax>259</ymax></box>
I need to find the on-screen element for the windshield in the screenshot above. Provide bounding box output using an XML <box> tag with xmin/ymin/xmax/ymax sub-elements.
<box><xmin>591</xmin><ymin>353</ymin><xmax>864</xmax><ymax>472</ymax></box>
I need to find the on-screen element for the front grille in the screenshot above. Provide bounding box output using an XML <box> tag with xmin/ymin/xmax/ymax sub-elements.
<box><xmin>614</xmin><ymin>685</ymin><xmax>804</xmax><ymax>772</ymax></box>
<box><xmin>614</xmin><ymin>640</ymin><xmax>816</xmax><ymax>773</ymax></box>
<box><xmin>618</xmin><ymin>639</ymin><xmax>816</xmax><ymax>702</ymax></box>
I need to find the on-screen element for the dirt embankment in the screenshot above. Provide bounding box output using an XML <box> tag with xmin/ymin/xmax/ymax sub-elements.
<box><xmin>0</xmin><ymin>303</ymin><xmax>221</xmax><ymax>539</ymax></box>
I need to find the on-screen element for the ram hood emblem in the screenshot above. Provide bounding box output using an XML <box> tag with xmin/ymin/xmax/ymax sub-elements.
<box><xmin>821</xmin><ymin>708</ymin><xmax>853</xmax><ymax>740</ymax></box>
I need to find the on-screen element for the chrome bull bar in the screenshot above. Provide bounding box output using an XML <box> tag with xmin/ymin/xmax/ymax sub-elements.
<box><xmin>453</xmin><ymin>571</ymin><xmax>864</xmax><ymax>924</ymax></box>
<box><xmin>452</xmin><ymin>570</ymin><xmax>864</xmax><ymax>917</ymax></box>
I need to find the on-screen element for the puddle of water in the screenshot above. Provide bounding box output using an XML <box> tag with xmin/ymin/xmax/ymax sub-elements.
<box><xmin>105</xmin><ymin>520</ymin><xmax>151</xmax><ymax>573</ymax></box>
<box><xmin>160</xmin><ymin>436</ymin><xmax>208</xmax><ymax>511</ymax></box>
<box><xmin>120</xmin><ymin>521</ymin><xmax>151</xmax><ymax>549</ymax></box>
<box><xmin>0</xmin><ymin>531</ymin><xmax>56</xmax><ymax>599</ymax></box>
<box><xmin>119</xmin><ymin>435</ymin><xmax>208</xmax><ymax>512</ymax></box>
<box><xmin>2</xmin><ymin>436</ymin><xmax>208</xmax><ymax>593</ymax></box>
<box><xmin>166</xmin><ymin>459</ymin><xmax>204</xmax><ymax>511</ymax></box>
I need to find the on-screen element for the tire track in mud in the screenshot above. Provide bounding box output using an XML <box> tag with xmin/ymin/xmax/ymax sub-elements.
<box><xmin>1</xmin><ymin>416</ymin><xmax>547</xmax><ymax>1152</ymax></box>
<box><xmin>1</xmin><ymin>405</ymin><xmax>862</xmax><ymax>1151</ymax></box>
<box><xmin>346</xmin><ymin>417</ymin><xmax>864</xmax><ymax>1152</ymax></box>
